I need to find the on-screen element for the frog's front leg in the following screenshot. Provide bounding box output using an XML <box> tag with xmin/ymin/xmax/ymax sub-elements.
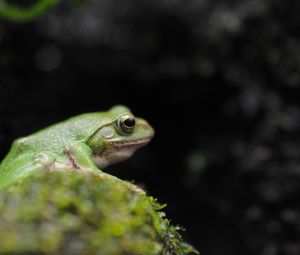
<box><xmin>64</xmin><ymin>142</ymin><xmax>145</xmax><ymax>195</ymax></box>
<box><xmin>64</xmin><ymin>141</ymin><xmax>101</xmax><ymax>173</ymax></box>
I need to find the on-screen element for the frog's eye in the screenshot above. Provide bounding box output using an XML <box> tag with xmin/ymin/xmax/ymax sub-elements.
<box><xmin>118</xmin><ymin>114</ymin><xmax>136</xmax><ymax>134</ymax></box>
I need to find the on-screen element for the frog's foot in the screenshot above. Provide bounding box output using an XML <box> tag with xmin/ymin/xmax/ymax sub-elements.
<box><xmin>98</xmin><ymin>172</ymin><xmax>146</xmax><ymax>195</ymax></box>
<box><xmin>33</xmin><ymin>152</ymin><xmax>55</xmax><ymax>170</ymax></box>
<box><xmin>123</xmin><ymin>181</ymin><xmax>146</xmax><ymax>195</ymax></box>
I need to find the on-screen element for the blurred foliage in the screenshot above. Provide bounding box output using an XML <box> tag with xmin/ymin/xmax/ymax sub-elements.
<box><xmin>0</xmin><ymin>0</ymin><xmax>61</xmax><ymax>22</ymax></box>
<box><xmin>0</xmin><ymin>170</ymin><xmax>197</xmax><ymax>255</ymax></box>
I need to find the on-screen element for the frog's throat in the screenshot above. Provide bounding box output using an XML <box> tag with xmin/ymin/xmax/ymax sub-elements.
<box><xmin>92</xmin><ymin>138</ymin><xmax>151</xmax><ymax>169</ymax></box>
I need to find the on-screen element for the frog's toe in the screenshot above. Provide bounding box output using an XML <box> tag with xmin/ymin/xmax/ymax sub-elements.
<box><xmin>33</xmin><ymin>152</ymin><xmax>55</xmax><ymax>169</ymax></box>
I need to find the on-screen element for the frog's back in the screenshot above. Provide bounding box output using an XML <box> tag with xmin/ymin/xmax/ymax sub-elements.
<box><xmin>0</xmin><ymin>121</ymin><xmax>70</xmax><ymax>174</ymax></box>
<box><xmin>22</xmin><ymin>113</ymin><xmax>107</xmax><ymax>154</ymax></box>
<box><xmin>0</xmin><ymin>113</ymin><xmax>106</xmax><ymax>175</ymax></box>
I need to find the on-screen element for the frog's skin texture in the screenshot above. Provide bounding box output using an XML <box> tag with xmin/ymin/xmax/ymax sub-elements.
<box><xmin>0</xmin><ymin>105</ymin><xmax>154</xmax><ymax>189</ymax></box>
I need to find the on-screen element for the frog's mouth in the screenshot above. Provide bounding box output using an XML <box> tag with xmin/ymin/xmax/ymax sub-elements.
<box><xmin>92</xmin><ymin>138</ymin><xmax>152</xmax><ymax>169</ymax></box>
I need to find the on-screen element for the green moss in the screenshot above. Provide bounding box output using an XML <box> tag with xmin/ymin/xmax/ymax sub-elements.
<box><xmin>0</xmin><ymin>170</ymin><xmax>198</xmax><ymax>255</ymax></box>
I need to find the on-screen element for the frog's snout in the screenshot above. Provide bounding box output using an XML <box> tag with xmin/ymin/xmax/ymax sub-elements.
<box><xmin>137</xmin><ymin>119</ymin><xmax>155</xmax><ymax>138</ymax></box>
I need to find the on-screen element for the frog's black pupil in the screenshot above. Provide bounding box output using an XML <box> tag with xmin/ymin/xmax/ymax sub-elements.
<box><xmin>124</xmin><ymin>118</ymin><xmax>135</xmax><ymax>128</ymax></box>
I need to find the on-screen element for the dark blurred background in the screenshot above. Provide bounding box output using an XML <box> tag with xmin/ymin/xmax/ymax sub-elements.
<box><xmin>0</xmin><ymin>0</ymin><xmax>300</xmax><ymax>254</ymax></box>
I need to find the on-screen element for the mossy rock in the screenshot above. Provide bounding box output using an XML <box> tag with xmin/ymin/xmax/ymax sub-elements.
<box><xmin>0</xmin><ymin>170</ymin><xmax>197</xmax><ymax>255</ymax></box>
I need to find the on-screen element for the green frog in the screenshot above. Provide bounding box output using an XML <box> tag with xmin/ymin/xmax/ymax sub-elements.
<box><xmin>0</xmin><ymin>105</ymin><xmax>154</xmax><ymax>189</ymax></box>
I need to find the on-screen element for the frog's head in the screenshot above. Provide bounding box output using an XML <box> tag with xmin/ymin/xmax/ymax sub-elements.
<box><xmin>86</xmin><ymin>105</ymin><xmax>155</xmax><ymax>168</ymax></box>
